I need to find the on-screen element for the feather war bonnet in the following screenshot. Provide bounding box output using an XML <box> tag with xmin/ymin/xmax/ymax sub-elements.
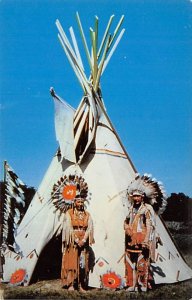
<box><xmin>127</xmin><ymin>173</ymin><xmax>167</xmax><ymax>214</ymax></box>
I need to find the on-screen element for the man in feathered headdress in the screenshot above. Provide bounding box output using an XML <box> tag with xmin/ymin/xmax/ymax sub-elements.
<box><xmin>124</xmin><ymin>174</ymin><xmax>166</xmax><ymax>292</ymax></box>
<box><xmin>61</xmin><ymin>193</ymin><xmax>94</xmax><ymax>291</ymax></box>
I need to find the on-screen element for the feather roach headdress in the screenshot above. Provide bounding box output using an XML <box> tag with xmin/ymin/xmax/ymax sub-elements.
<box><xmin>127</xmin><ymin>173</ymin><xmax>167</xmax><ymax>214</ymax></box>
<box><xmin>51</xmin><ymin>174</ymin><xmax>89</xmax><ymax>213</ymax></box>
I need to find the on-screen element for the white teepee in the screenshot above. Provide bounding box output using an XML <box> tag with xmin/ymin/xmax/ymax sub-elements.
<box><xmin>2</xmin><ymin>13</ymin><xmax>192</xmax><ymax>288</ymax></box>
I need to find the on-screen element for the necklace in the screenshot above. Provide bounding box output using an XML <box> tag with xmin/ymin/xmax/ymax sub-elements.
<box><xmin>75</xmin><ymin>209</ymin><xmax>84</xmax><ymax>220</ymax></box>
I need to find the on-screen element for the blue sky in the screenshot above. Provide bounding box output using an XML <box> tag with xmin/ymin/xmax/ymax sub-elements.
<box><xmin>0</xmin><ymin>0</ymin><xmax>192</xmax><ymax>197</ymax></box>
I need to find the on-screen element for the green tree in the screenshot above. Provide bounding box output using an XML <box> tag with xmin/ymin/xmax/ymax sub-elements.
<box><xmin>162</xmin><ymin>192</ymin><xmax>192</xmax><ymax>224</ymax></box>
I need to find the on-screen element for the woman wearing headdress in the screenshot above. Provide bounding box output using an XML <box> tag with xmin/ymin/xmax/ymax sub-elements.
<box><xmin>124</xmin><ymin>174</ymin><xmax>167</xmax><ymax>292</ymax></box>
<box><xmin>61</xmin><ymin>194</ymin><xmax>94</xmax><ymax>291</ymax></box>
<box><xmin>51</xmin><ymin>175</ymin><xmax>94</xmax><ymax>292</ymax></box>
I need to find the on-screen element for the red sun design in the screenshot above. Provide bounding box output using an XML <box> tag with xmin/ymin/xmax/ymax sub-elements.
<box><xmin>101</xmin><ymin>272</ymin><xmax>121</xmax><ymax>289</ymax></box>
<box><xmin>10</xmin><ymin>269</ymin><xmax>27</xmax><ymax>285</ymax></box>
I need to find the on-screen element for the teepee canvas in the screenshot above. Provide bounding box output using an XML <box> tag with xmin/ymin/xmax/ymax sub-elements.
<box><xmin>1</xmin><ymin>13</ymin><xmax>192</xmax><ymax>288</ymax></box>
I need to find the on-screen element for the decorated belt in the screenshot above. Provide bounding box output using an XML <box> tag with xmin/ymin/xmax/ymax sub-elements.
<box><xmin>126</xmin><ymin>249</ymin><xmax>142</xmax><ymax>253</ymax></box>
